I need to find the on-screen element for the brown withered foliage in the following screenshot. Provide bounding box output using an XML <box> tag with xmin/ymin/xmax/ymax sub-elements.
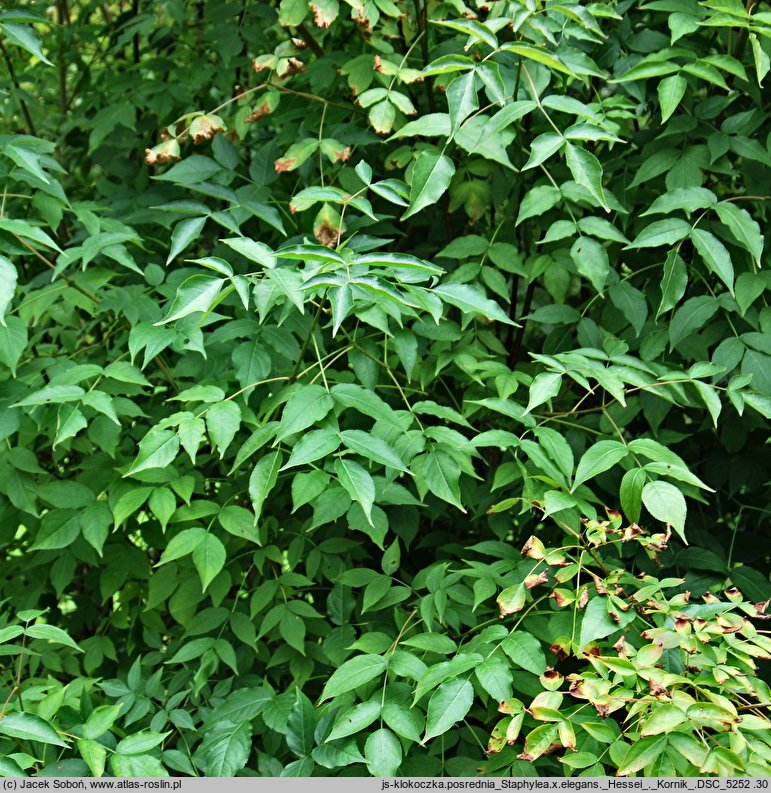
<box><xmin>189</xmin><ymin>114</ymin><xmax>225</xmax><ymax>145</ymax></box>
<box><xmin>550</xmin><ymin>639</ymin><xmax>570</xmax><ymax>660</ymax></box>
<box><xmin>649</xmin><ymin>679</ymin><xmax>670</xmax><ymax>697</ymax></box>
<box><xmin>311</xmin><ymin>3</ymin><xmax>333</xmax><ymax>28</ymax></box>
<box><xmin>524</xmin><ymin>570</ymin><xmax>549</xmax><ymax>589</ymax></box>
<box><xmin>144</xmin><ymin>140</ymin><xmax>180</xmax><ymax>166</ymax></box>
<box><xmin>333</xmin><ymin>146</ymin><xmax>352</xmax><ymax>163</ymax></box>
<box><xmin>246</xmin><ymin>101</ymin><xmax>275</xmax><ymax>123</ymax></box>
<box><xmin>278</xmin><ymin>57</ymin><xmax>305</xmax><ymax>79</ymax></box>
<box><xmin>314</xmin><ymin>221</ymin><xmax>339</xmax><ymax>248</ymax></box>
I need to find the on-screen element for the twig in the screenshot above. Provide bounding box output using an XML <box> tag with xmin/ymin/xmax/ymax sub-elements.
<box><xmin>296</xmin><ymin>23</ymin><xmax>323</xmax><ymax>58</ymax></box>
<box><xmin>12</xmin><ymin>234</ymin><xmax>100</xmax><ymax>304</ymax></box>
<box><xmin>508</xmin><ymin>280</ymin><xmax>535</xmax><ymax>368</ymax></box>
<box><xmin>0</xmin><ymin>41</ymin><xmax>37</xmax><ymax>136</ymax></box>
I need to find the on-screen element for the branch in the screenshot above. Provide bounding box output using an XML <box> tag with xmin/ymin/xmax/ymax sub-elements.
<box><xmin>0</xmin><ymin>41</ymin><xmax>37</xmax><ymax>136</ymax></box>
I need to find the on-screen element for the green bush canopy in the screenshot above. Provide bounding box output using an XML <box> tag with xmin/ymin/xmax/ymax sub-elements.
<box><xmin>1</xmin><ymin>0</ymin><xmax>770</xmax><ymax>779</ymax></box>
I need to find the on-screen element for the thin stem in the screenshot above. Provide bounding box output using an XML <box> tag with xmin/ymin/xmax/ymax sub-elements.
<box><xmin>272</xmin><ymin>84</ymin><xmax>364</xmax><ymax>116</ymax></box>
<box><xmin>13</xmin><ymin>234</ymin><xmax>100</xmax><ymax>304</ymax></box>
<box><xmin>0</xmin><ymin>685</ymin><xmax>19</xmax><ymax>721</ymax></box>
<box><xmin>311</xmin><ymin>333</ymin><xmax>330</xmax><ymax>391</ymax></box>
<box><xmin>296</xmin><ymin>23</ymin><xmax>323</xmax><ymax>58</ymax></box>
<box><xmin>15</xmin><ymin>631</ymin><xmax>27</xmax><ymax>710</ymax></box>
<box><xmin>411</xmin><ymin>0</ymin><xmax>435</xmax><ymax>112</ymax></box>
<box><xmin>0</xmin><ymin>41</ymin><xmax>37</xmax><ymax>136</ymax></box>
<box><xmin>224</xmin><ymin>376</ymin><xmax>291</xmax><ymax>402</ymax></box>
<box><xmin>317</xmin><ymin>102</ymin><xmax>327</xmax><ymax>188</ymax></box>
<box><xmin>290</xmin><ymin>298</ymin><xmax>327</xmax><ymax>383</ymax></box>
<box><xmin>509</xmin><ymin>280</ymin><xmax>536</xmax><ymax>368</ymax></box>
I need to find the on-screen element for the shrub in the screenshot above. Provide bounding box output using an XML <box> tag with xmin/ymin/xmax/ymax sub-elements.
<box><xmin>0</xmin><ymin>0</ymin><xmax>769</xmax><ymax>778</ymax></box>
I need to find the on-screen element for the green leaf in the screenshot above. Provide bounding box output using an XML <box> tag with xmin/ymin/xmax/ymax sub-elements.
<box><xmin>221</xmin><ymin>237</ymin><xmax>276</xmax><ymax>268</ymax></box>
<box><xmin>382</xmin><ymin>702</ymin><xmax>423</xmax><ymax>743</ymax></box>
<box><xmin>0</xmin><ymin>21</ymin><xmax>53</xmax><ymax>65</ymax></box>
<box><xmin>364</xmin><ymin>728</ymin><xmax>402</xmax><ymax>776</ymax></box>
<box><xmin>157</xmin><ymin>275</ymin><xmax>226</xmax><ymax>324</ymax></box>
<box><xmin>310</xmin><ymin>0</ymin><xmax>338</xmax><ymax>27</ymax></box>
<box><xmin>620</xmin><ymin>468</ymin><xmax>647</xmax><ymax>523</ymax></box>
<box><xmin>196</xmin><ymin>721</ymin><xmax>252</xmax><ymax>775</ymax></box>
<box><xmin>501</xmin><ymin>632</ymin><xmax>546</xmax><ymax>675</ymax></box>
<box><xmin>206</xmin><ymin>401</ymin><xmax>241</xmax><ymax>458</ymax></box>
<box><xmin>501</xmin><ymin>43</ymin><xmax>575</xmax><ymax>77</ymax></box>
<box><xmin>321</xmin><ymin>654</ymin><xmax>389</xmax><ymax>701</ymax></box>
<box><xmin>83</xmin><ymin>705</ymin><xmax>123</xmax><ymax>740</ymax></box>
<box><xmin>433</xmin><ymin>283</ymin><xmax>513</xmax><ymax>325</ymax></box>
<box><xmin>570</xmin><ymin>236</ymin><xmax>609</xmax><ymax>294</ymax></box>
<box><xmin>0</xmin><ymin>625</ymin><xmax>23</xmax><ymax>643</ymax></box>
<box><xmin>25</xmin><ymin>624</ymin><xmax>82</xmax><ymax>652</ymax></box>
<box><xmin>277</xmin><ymin>384</ymin><xmax>334</xmax><ymax>441</ymax></box>
<box><xmin>125</xmin><ymin>429</ymin><xmax>179</xmax><ymax>476</ymax></box>
<box><xmin>714</xmin><ymin>202</ymin><xmax>764</xmax><ymax>267</ymax></box>
<box><xmin>657</xmin><ymin>74</ymin><xmax>687</xmax><ymax>122</ymax></box>
<box><xmin>332</xmin><ymin>383</ymin><xmax>404</xmax><ymax>430</ymax></box>
<box><xmin>617</xmin><ymin>59</ymin><xmax>679</xmax><ymax>82</ymax></box>
<box><xmin>423</xmin><ymin>678</ymin><xmax>474</xmax><ymax>743</ymax></box>
<box><xmin>609</xmin><ymin>282</ymin><xmax>648</xmax><ymax>336</ymax></box>
<box><xmin>447</xmin><ymin>71</ymin><xmax>478</xmax><ymax>135</ymax></box>
<box><xmin>157</xmin><ymin>527</ymin><xmax>206</xmax><ymax>565</ymax></box>
<box><xmin>626</xmin><ymin>219</ymin><xmax>691</xmax><ymax>249</ymax></box>
<box><xmin>282</xmin><ymin>428</ymin><xmax>340</xmax><ymax>470</ymax></box>
<box><xmin>617</xmin><ymin>736</ymin><xmax>668</xmax><ymax>776</ymax></box>
<box><xmin>249</xmin><ymin>451</ymin><xmax>282</xmax><ymax>521</ymax></box>
<box><xmin>0</xmin><ymin>219</ymin><xmax>61</xmax><ymax>252</ymax></box>
<box><xmin>312</xmin><ymin>739</ymin><xmax>365</xmax><ymax>769</ymax></box>
<box><xmin>517</xmin><ymin>185</ymin><xmax>561</xmax><ymax>225</ymax></box>
<box><xmin>110</xmin><ymin>754</ymin><xmax>168</xmax><ymax>776</ymax></box>
<box><xmin>0</xmin><ymin>712</ymin><xmax>66</xmax><ymax>747</ymax></box>
<box><xmin>657</xmin><ymin>251</ymin><xmax>688</xmax><ymax>318</ymax></box>
<box><xmin>31</xmin><ymin>510</ymin><xmax>81</xmax><ymax>551</ymax></box>
<box><xmin>691</xmin><ymin>228</ymin><xmax>734</xmax><ymax>294</ymax></box>
<box><xmin>571</xmin><ymin>440</ymin><xmax>628</xmax><ymax>492</ymax></box>
<box><xmin>340</xmin><ymin>430</ymin><xmax>409</xmax><ymax>472</ymax></box>
<box><xmin>519</xmin><ymin>723</ymin><xmax>560</xmax><ymax>762</ymax></box>
<box><xmin>641</xmin><ymin>480</ymin><xmax>687</xmax><ymax>542</ymax></box>
<box><xmin>420</xmin><ymin>449</ymin><xmax>465</xmax><ymax>511</ymax></box>
<box><xmin>14</xmin><ymin>384</ymin><xmax>84</xmax><ymax>407</ymax></box>
<box><xmin>522</xmin><ymin>132</ymin><xmax>565</xmax><ymax>170</ymax></box>
<box><xmin>497</xmin><ymin>584</ymin><xmax>526</xmax><ymax>616</ymax></box>
<box><xmin>78</xmin><ymin>739</ymin><xmax>106</xmax><ymax>777</ymax></box>
<box><xmin>433</xmin><ymin>19</ymin><xmax>498</xmax><ymax>50</ymax></box>
<box><xmin>334</xmin><ymin>458</ymin><xmax>376</xmax><ymax>525</ymax></box>
<box><xmin>327</xmin><ymin>700</ymin><xmax>382</xmax><ymax>742</ymax></box>
<box><xmin>564</xmin><ymin>144</ymin><xmax>609</xmax><ymax>211</ymax></box>
<box><xmin>642</xmin><ymin>187</ymin><xmax>717</xmax><ymax>217</ymax></box>
<box><xmin>0</xmin><ymin>316</ymin><xmax>27</xmax><ymax>376</ymax></box>
<box><xmin>0</xmin><ymin>256</ymin><xmax>17</xmax><ymax>325</ymax></box>
<box><xmin>402</xmin><ymin>152</ymin><xmax>455</xmax><ymax>220</ymax></box>
<box><xmin>115</xmin><ymin>731</ymin><xmax>169</xmax><ymax>755</ymax></box>
<box><xmin>192</xmin><ymin>532</ymin><xmax>227</xmax><ymax>591</ymax></box>
<box><xmin>389</xmin><ymin>113</ymin><xmax>451</xmax><ymax>140</ymax></box>
<box><xmin>640</xmin><ymin>705</ymin><xmax>687</xmax><ymax>736</ymax></box>
<box><xmin>286</xmin><ymin>691</ymin><xmax>315</xmax><ymax>758</ymax></box>
<box><xmin>750</xmin><ymin>33</ymin><xmax>770</xmax><ymax>86</ymax></box>
<box><xmin>524</xmin><ymin>372</ymin><xmax>562</xmax><ymax>414</ymax></box>
<box><xmin>669</xmin><ymin>295</ymin><xmax>719</xmax><ymax>349</ymax></box>
<box><xmin>167</xmin><ymin>216</ymin><xmax>207</xmax><ymax>264</ymax></box>
<box><xmin>147</xmin><ymin>488</ymin><xmax>177</xmax><ymax>531</ymax></box>
<box><xmin>279</xmin><ymin>0</ymin><xmax>308</xmax><ymax>25</ymax></box>
<box><xmin>369</xmin><ymin>100</ymin><xmax>395</xmax><ymax>134</ymax></box>
<box><xmin>579</xmin><ymin>596</ymin><xmax>636</xmax><ymax>648</ymax></box>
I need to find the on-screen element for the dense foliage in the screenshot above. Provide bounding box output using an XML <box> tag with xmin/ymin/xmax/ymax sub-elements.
<box><xmin>1</xmin><ymin>0</ymin><xmax>770</xmax><ymax>779</ymax></box>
